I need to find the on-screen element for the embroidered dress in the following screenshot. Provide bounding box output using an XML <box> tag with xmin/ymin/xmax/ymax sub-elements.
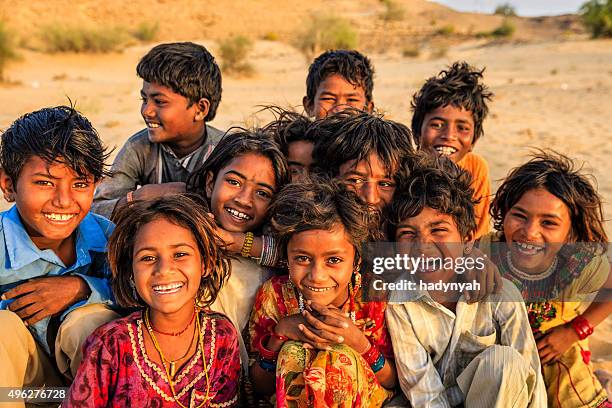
<box><xmin>480</xmin><ymin>232</ymin><xmax>609</xmax><ymax>408</ymax></box>
<box><xmin>64</xmin><ymin>310</ymin><xmax>240</xmax><ymax>408</ymax></box>
<box><xmin>249</xmin><ymin>275</ymin><xmax>394</xmax><ymax>408</ymax></box>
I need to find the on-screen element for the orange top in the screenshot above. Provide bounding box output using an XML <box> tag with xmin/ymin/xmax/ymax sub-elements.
<box><xmin>458</xmin><ymin>152</ymin><xmax>491</xmax><ymax>239</ymax></box>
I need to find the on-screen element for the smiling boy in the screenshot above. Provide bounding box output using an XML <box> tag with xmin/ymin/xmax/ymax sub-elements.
<box><xmin>411</xmin><ymin>61</ymin><xmax>494</xmax><ymax>239</ymax></box>
<box><xmin>92</xmin><ymin>42</ymin><xmax>224</xmax><ymax>220</ymax></box>
<box><xmin>303</xmin><ymin>49</ymin><xmax>375</xmax><ymax>119</ymax></box>
<box><xmin>0</xmin><ymin>106</ymin><xmax>119</xmax><ymax>399</ymax></box>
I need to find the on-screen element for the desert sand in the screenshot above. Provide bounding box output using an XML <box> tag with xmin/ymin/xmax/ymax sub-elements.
<box><xmin>0</xmin><ymin>0</ymin><xmax>611</xmax><ymax>392</ymax></box>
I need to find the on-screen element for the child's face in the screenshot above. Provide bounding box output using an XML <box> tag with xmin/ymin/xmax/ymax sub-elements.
<box><xmin>132</xmin><ymin>217</ymin><xmax>203</xmax><ymax>317</ymax></box>
<box><xmin>304</xmin><ymin>74</ymin><xmax>373</xmax><ymax>119</ymax></box>
<box><xmin>288</xmin><ymin>224</ymin><xmax>355</xmax><ymax>307</ymax></box>
<box><xmin>287</xmin><ymin>140</ymin><xmax>314</xmax><ymax>183</ymax></box>
<box><xmin>206</xmin><ymin>153</ymin><xmax>276</xmax><ymax>233</ymax></box>
<box><xmin>140</xmin><ymin>81</ymin><xmax>208</xmax><ymax>148</ymax></box>
<box><xmin>502</xmin><ymin>188</ymin><xmax>572</xmax><ymax>274</ymax></box>
<box><xmin>338</xmin><ymin>153</ymin><xmax>395</xmax><ymax>212</ymax></box>
<box><xmin>420</xmin><ymin>105</ymin><xmax>475</xmax><ymax>163</ymax></box>
<box><xmin>0</xmin><ymin>156</ymin><xmax>95</xmax><ymax>250</ymax></box>
<box><xmin>395</xmin><ymin>206</ymin><xmax>467</xmax><ymax>281</ymax></box>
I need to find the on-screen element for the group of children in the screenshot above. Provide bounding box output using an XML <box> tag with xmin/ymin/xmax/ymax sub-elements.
<box><xmin>0</xmin><ymin>42</ymin><xmax>609</xmax><ymax>408</ymax></box>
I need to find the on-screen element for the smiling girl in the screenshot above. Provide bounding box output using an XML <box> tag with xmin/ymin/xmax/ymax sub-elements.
<box><xmin>187</xmin><ymin>129</ymin><xmax>290</xmax><ymax>369</ymax></box>
<box><xmin>65</xmin><ymin>195</ymin><xmax>240</xmax><ymax>407</ymax></box>
<box><xmin>249</xmin><ymin>178</ymin><xmax>396</xmax><ymax>407</ymax></box>
<box><xmin>481</xmin><ymin>151</ymin><xmax>611</xmax><ymax>408</ymax></box>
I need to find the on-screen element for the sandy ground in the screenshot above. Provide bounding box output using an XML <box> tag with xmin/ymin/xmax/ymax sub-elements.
<box><xmin>0</xmin><ymin>38</ymin><xmax>611</xmax><ymax>373</ymax></box>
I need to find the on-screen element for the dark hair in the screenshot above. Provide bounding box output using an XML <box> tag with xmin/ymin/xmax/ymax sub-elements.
<box><xmin>411</xmin><ymin>61</ymin><xmax>493</xmax><ymax>146</ymax></box>
<box><xmin>109</xmin><ymin>194</ymin><xmax>231</xmax><ymax>308</ymax></box>
<box><xmin>311</xmin><ymin>109</ymin><xmax>414</xmax><ymax>178</ymax></box>
<box><xmin>0</xmin><ymin>105</ymin><xmax>111</xmax><ymax>183</ymax></box>
<box><xmin>305</xmin><ymin>50</ymin><xmax>374</xmax><ymax>104</ymax></box>
<box><xmin>270</xmin><ymin>176</ymin><xmax>382</xmax><ymax>268</ymax></box>
<box><xmin>261</xmin><ymin>106</ymin><xmax>314</xmax><ymax>156</ymax></box>
<box><xmin>387</xmin><ymin>154</ymin><xmax>477</xmax><ymax>239</ymax></box>
<box><xmin>491</xmin><ymin>150</ymin><xmax>608</xmax><ymax>248</ymax></box>
<box><xmin>137</xmin><ymin>42</ymin><xmax>222</xmax><ymax>121</ymax></box>
<box><xmin>186</xmin><ymin>128</ymin><xmax>290</xmax><ymax>200</ymax></box>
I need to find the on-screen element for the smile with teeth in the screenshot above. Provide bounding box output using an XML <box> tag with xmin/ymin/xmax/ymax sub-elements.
<box><xmin>152</xmin><ymin>282</ymin><xmax>184</xmax><ymax>294</ymax></box>
<box><xmin>304</xmin><ymin>284</ymin><xmax>337</xmax><ymax>292</ymax></box>
<box><xmin>44</xmin><ymin>213</ymin><xmax>77</xmax><ymax>221</ymax></box>
<box><xmin>435</xmin><ymin>146</ymin><xmax>458</xmax><ymax>156</ymax></box>
<box><xmin>225</xmin><ymin>207</ymin><xmax>252</xmax><ymax>221</ymax></box>
<box><xmin>146</xmin><ymin>121</ymin><xmax>161</xmax><ymax>128</ymax></box>
<box><xmin>514</xmin><ymin>241</ymin><xmax>545</xmax><ymax>255</ymax></box>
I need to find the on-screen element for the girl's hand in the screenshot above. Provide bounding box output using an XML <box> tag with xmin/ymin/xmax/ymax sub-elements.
<box><xmin>536</xmin><ymin>325</ymin><xmax>579</xmax><ymax>365</ymax></box>
<box><xmin>300</xmin><ymin>301</ymin><xmax>370</xmax><ymax>353</ymax></box>
<box><xmin>274</xmin><ymin>313</ymin><xmax>333</xmax><ymax>350</ymax></box>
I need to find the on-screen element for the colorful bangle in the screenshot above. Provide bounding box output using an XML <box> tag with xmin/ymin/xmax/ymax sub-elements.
<box><xmin>258</xmin><ymin>333</ymin><xmax>279</xmax><ymax>360</ymax></box>
<box><xmin>361</xmin><ymin>342</ymin><xmax>381</xmax><ymax>366</ymax></box>
<box><xmin>571</xmin><ymin>316</ymin><xmax>594</xmax><ymax>340</ymax></box>
<box><xmin>370</xmin><ymin>353</ymin><xmax>386</xmax><ymax>373</ymax></box>
<box><xmin>241</xmin><ymin>232</ymin><xmax>254</xmax><ymax>258</ymax></box>
<box><xmin>271</xmin><ymin>331</ymin><xmax>289</xmax><ymax>342</ymax></box>
<box><xmin>258</xmin><ymin>356</ymin><xmax>277</xmax><ymax>373</ymax></box>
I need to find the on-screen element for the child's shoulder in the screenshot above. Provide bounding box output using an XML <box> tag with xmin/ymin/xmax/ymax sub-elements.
<box><xmin>79</xmin><ymin>212</ymin><xmax>115</xmax><ymax>242</ymax></box>
<box><xmin>206</xmin><ymin>124</ymin><xmax>225</xmax><ymax>144</ymax></box>
<box><xmin>458</xmin><ymin>152</ymin><xmax>489</xmax><ymax>173</ymax></box>
<box><xmin>203</xmin><ymin>310</ymin><xmax>239</xmax><ymax>337</ymax></box>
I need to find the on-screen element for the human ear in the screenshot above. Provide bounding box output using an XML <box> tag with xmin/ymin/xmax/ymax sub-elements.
<box><xmin>366</xmin><ymin>101</ymin><xmax>374</xmax><ymax>113</ymax></box>
<box><xmin>0</xmin><ymin>169</ymin><xmax>16</xmax><ymax>202</ymax></box>
<box><xmin>194</xmin><ymin>98</ymin><xmax>211</xmax><ymax>121</ymax></box>
<box><xmin>303</xmin><ymin>96</ymin><xmax>314</xmax><ymax>117</ymax></box>
<box><xmin>205</xmin><ymin>171</ymin><xmax>215</xmax><ymax>198</ymax></box>
<box><xmin>463</xmin><ymin>232</ymin><xmax>475</xmax><ymax>254</ymax></box>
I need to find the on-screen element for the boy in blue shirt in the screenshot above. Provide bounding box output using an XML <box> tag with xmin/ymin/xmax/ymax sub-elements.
<box><xmin>92</xmin><ymin>42</ymin><xmax>225</xmax><ymax>219</ymax></box>
<box><xmin>0</xmin><ymin>106</ymin><xmax>118</xmax><ymax>396</ymax></box>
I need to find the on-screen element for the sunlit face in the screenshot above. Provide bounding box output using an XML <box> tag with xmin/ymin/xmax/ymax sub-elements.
<box><xmin>338</xmin><ymin>153</ymin><xmax>395</xmax><ymax>212</ymax></box>
<box><xmin>502</xmin><ymin>188</ymin><xmax>572</xmax><ymax>274</ymax></box>
<box><xmin>206</xmin><ymin>153</ymin><xmax>277</xmax><ymax>233</ymax></box>
<box><xmin>304</xmin><ymin>74</ymin><xmax>373</xmax><ymax>119</ymax></box>
<box><xmin>420</xmin><ymin>105</ymin><xmax>475</xmax><ymax>163</ymax></box>
<box><xmin>288</xmin><ymin>225</ymin><xmax>356</xmax><ymax>307</ymax></box>
<box><xmin>132</xmin><ymin>218</ymin><xmax>204</xmax><ymax>317</ymax></box>
<box><xmin>287</xmin><ymin>140</ymin><xmax>314</xmax><ymax>183</ymax></box>
<box><xmin>140</xmin><ymin>81</ymin><xmax>207</xmax><ymax>148</ymax></box>
<box><xmin>0</xmin><ymin>156</ymin><xmax>96</xmax><ymax>251</ymax></box>
<box><xmin>395</xmin><ymin>206</ymin><xmax>468</xmax><ymax>281</ymax></box>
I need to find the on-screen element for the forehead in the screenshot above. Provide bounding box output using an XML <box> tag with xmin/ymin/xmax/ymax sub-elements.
<box><xmin>287</xmin><ymin>141</ymin><xmax>314</xmax><ymax>160</ymax></box>
<box><xmin>316</xmin><ymin>74</ymin><xmax>366</xmax><ymax>96</ymax></box>
<box><xmin>220</xmin><ymin>152</ymin><xmax>276</xmax><ymax>184</ymax></box>
<box><xmin>399</xmin><ymin>207</ymin><xmax>457</xmax><ymax>228</ymax></box>
<box><xmin>512</xmin><ymin>188</ymin><xmax>570</xmax><ymax>217</ymax></box>
<box><xmin>425</xmin><ymin>104</ymin><xmax>474</xmax><ymax>123</ymax></box>
<box><xmin>288</xmin><ymin>225</ymin><xmax>353</xmax><ymax>250</ymax></box>
<box><xmin>20</xmin><ymin>155</ymin><xmax>86</xmax><ymax>179</ymax></box>
<box><xmin>338</xmin><ymin>153</ymin><xmax>393</xmax><ymax>178</ymax></box>
<box><xmin>140</xmin><ymin>80</ymin><xmax>185</xmax><ymax>99</ymax></box>
<box><xmin>134</xmin><ymin>217</ymin><xmax>197</xmax><ymax>246</ymax></box>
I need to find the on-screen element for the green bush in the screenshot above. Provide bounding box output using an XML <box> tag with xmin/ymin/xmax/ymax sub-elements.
<box><xmin>0</xmin><ymin>21</ymin><xmax>18</xmax><ymax>81</ymax></box>
<box><xmin>262</xmin><ymin>31</ymin><xmax>279</xmax><ymax>41</ymax></box>
<box><xmin>436</xmin><ymin>25</ymin><xmax>455</xmax><ymax>35</ymax></box>
<box><xmin>402</xmin><ymin>44</ymin><xmax>420</xmax><ymax>58</ymax></box>
<box><xmin>295</xmin><ymin>14</ymin><xmax>358</xmax><ymax>59</ymax></box>
<box><xmin>380</xmin><ymin>0</ymin><xmax>405</xmax><ymax>22</ymax></box>
<box><xmin>494</xmin><ymin>3</ymin><xmax>517</xmax><ymax>16</ymax></box>
<box><xmin>219</xmin><ymin>35</ymin><xmax>254</xmax><ymax>76</ymax></box>
<box><xmin>580</xmin><ymin>0</ymin><xmax>612</xmax><ymax>38</ymax></box>
<box><xmin>491</xmin><ymin>19</ymin><xmax>516</xmax><ymax>37</ymax></box>
<box><xmin>41</xmin><ymin>24</ymin><xmax>129</xmax><ymax>53</ymax></box>
<box><xmin>132</xmin><ymin>21</ymin><xmax>159</xmax><ymax>42</ymax></box>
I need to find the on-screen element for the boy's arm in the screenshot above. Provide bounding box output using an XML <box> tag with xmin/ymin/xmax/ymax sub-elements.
<box><xmin>386</xmin><ymin>304</ymin><xmax>451</xmax><ymax>408</ymax></box>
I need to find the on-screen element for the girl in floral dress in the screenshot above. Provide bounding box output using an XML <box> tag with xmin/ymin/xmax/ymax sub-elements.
<box><xmin>249</xmin><ymin>179</ymin><xmax>397</xmax><ymax>408</ymax></box>
<box><xmin>65</xmin><ymin>195</ymin><xmax>241</xmax><ymax>407</ymax></box>
<box><xmin>480</xmin><ymin>151</ymin><xmax>611</xmax><ymax>408</ymax></box>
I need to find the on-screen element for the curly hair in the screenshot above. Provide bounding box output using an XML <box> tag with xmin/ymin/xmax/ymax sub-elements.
<box><xmin>269</xmin><ymin>176</ymin><xmax>382</xmax><ymax>268</ymax></box>
<box><xmin>305</xmin><ymin>49</ymin><xmax>374</xmax><ymax>104</ymax></box>
<box><xmin>260</xmin><ymin>106</ymin><xmax>314</xmax><ymax>156</ymax></box>
<box><xmin>0</xmin><ymin>105</ymin><xmax>112</xmax><ymax>183</ymax></box>
<box><xmin>491</xmin><ymin>150</ymin><xmax>608</xmax><ymax>248</ymax></box>
<box><xmin>310</xmin><ymin>109</ymin><xmax>414</xmax><ymax>178</ymax></box>
<box><xmin>387</xmin><ymin>153</ymin><xmax>477</xmax><ymax>239</ymax></box>
<box><xmin>108</xmin><ymin>194</ymin><xmax>231</xmax><ymax>309</ymax></box>
<box><xmin>411</xmin><ymin>61</ymin><xmax>493</xmax><ymax>146</ymax></box>
<box><xmin>137</xmin><ymin>42</ymin><xmax>222</xmax><ymax>121</ymax></box>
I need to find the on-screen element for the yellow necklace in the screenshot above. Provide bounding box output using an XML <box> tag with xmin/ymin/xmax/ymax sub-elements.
<box><xmin>144</xmin><ymin>308</ymin><xmax>210</xmax><ymax>407</ymax></box>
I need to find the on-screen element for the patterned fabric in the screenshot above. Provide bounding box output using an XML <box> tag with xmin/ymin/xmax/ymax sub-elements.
<box><xmin>480</xmin><ymin>232</ymin><xmax>610</xmax><ymax>408</ymax></box>
<box><xmin>64</xmin><ymin>310</ymin><xmax>240</xmax><ymax>407</ymax></box>
<box><xmin>248</xmin><ymin>275</ymin><xmax>394</xmax><ymax>408</ymax></box>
